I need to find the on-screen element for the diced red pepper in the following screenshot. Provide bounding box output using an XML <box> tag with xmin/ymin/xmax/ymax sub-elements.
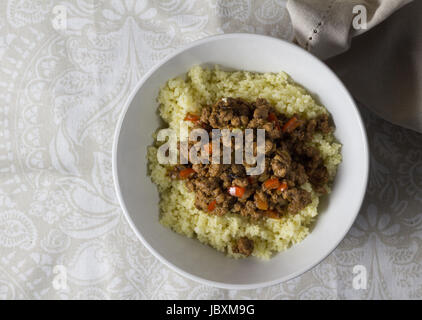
<box><xmin>179</xmin><ymin>168</ymin><xmax>195</xmax><ymax>180</ymax></box>
<box><xmin>263</xmin><ymin>178</ymin><xmax>281</xmax><ymax>190</ymax></box>
<box><xmin>282</xmin><ymin>116</ymin><xmax>301</xmax><ymax>132</ymax></box>
<box><xmin>184</xmin><ymin>113</ymin><xmax>200</xmax><ymax>122</ymax></box>
<box><xmin>228</xmin><ymin>186</ymin><xmax>245</xmax><ymax>198</ymax></box>
<box><xmin>277</xmin><ymin>182</ymin><xmax>288</xmax><ymax>192</ymax></box>
<box><xmin>268</xmin><ymin>112</ymin><xmax>277</xmax><ymax>122</ymax></box>
<box><xmin>208</xmin><ymin>200</ymin><xmax>217</xmax><ymax>212</ymax></box>
<box><xmin>268</xmin><ymin>112</ymin><xmax>281</xmax><ymax>131</ymax></box>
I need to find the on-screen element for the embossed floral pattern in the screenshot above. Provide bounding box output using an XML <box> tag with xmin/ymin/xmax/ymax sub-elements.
<box><xmin>0</xmin><ymin>0</ymin><xmax>421</xmax><ymax>299</ymax></box>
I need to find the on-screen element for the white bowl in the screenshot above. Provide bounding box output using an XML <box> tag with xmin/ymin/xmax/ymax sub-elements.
<box><xmin>113</xmin><ymin>33</ymin><xmax>369</xmax><ymax>290</ymax></box>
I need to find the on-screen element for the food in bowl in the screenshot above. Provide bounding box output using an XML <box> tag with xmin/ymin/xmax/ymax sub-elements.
<box><xmin>147</xmin><ymin>66</ymin><xmax>342</xmax><ymax>259</ymax></box>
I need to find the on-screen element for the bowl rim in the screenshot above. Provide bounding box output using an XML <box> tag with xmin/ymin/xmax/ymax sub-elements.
<box><xmin>112</xmin><ymin>33</ymin><xmax>369</xmax><ymax>290</ymax></box>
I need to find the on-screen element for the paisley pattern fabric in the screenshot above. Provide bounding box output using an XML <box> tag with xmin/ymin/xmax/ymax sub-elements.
<box><xmin>0</xmin><ymin>0</ymin><xmax>421</xmax><ymax>299</ymax></box>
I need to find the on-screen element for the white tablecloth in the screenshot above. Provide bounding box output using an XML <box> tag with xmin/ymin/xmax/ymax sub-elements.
<box><xmin>1</xmin><ymin>0</ymin><xmax>421</xmax><ymax>299</ymax></box>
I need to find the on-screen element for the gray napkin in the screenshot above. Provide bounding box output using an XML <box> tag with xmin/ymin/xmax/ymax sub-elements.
<box><xmin>287</xmin><ymin>0</ymin><xmax>422</xmax><ymax>133</ymax></box>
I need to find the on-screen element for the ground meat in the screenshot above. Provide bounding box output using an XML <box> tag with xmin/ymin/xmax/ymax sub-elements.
<box><xmin>271</xmin><ymin>151</ymin><xmax>291</xmax><ymax>178</ymax></box>
<box><xmin>231</xmin><ymin>164</ymin><xmax>245</xmax><ymax>176</ymax></box>
<box><xmin>232</xmin><ymin>177</ymin><xmax>248</xmax><ymax>188</ymax></box>
<box><xmin>294</xmin><ymin>163</ymin><xmax>308</xmax><ymax>186</ymax></box>
<box><xmin>285</xmin><ymin>188</ymin><xmax>312</xmax><ymax>214</ymax></box>
<box><xmin>168</xmin><ymin>165</ymin><xmax>185</xmax><ymax>179</ymax></box>
<box><xmin>248</xmin><ymin>117</ymin><xmax>266</xmax><ymax>129</ymax></box>
<box><xmin>208</xmin><ymin>164</ymin><xmax>222</xmax><ymax>177</ymax></box>
<box><xmin>240</xmin><ymin>200</ymin><xmax>258</xmax><ymax>218</ymax></box>
<box><xmin>253</xmin><ymin>104</ymin><xmax>269</xmax><ymax>119</ymax></box>
<box><xmin>232</xmin><ymin>237</ymin><xmax>254</xmax><ymax>256</ymax></box>
<box><xmin>169</xmin><ymin>97</ymin><xmax>334</xmax><ymax>222</ymax></box>
<box><xmin>206</xmin><ymin>98</ymin><xmax>252</xmax><ymax>129</ymax></box>
<box><xmin>200</xmin><ymin>106</ymin><xmax>211</xmax><ymax>123</ymax></box>
<box><xmin>316</xmin><ymin>114</ymin><xmax>333</xmax><ymax>134</ymax></box>
<box><xmin>308</xmin><ymin>165</ymin><xmax>329</xmax><ymax>192</ymax></box>
<box><xmin>263</xmin><ymin>121</ymin><xmax>281</xmax><ymax>139</ymax></box>
<box><xmin>265</xmin><ymin>139</ymin><xmax>274</xmax><ymax>154</ymax></box>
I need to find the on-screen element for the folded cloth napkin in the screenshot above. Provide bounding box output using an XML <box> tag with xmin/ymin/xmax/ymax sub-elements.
<box><xmin>287</xmin><ymin>0</ymin><xmax>422</xmax><ymax>133</ymax></box>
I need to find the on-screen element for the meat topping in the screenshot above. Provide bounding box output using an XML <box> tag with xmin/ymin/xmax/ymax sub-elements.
<box><xmin>168</xmin><ymin>97</ymin><xmax>335</xmax><ymax>254</ymax></box>
<box><xmin>232</xmin><ymin>237</ymin><xmax>254</xmax><ymax>256</ymax></box>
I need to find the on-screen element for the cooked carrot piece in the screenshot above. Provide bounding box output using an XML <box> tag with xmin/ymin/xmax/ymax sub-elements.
<box><xmin>179</xmin><ymin>168</ymin><xmax>195</xmax><ymax>179</ymax></box>
<box><xmin>282</xmin><ymin>116</ymin><xmax>301</xmax><ymax>132</ymax></box>
<box><xmin>277</xmin><ymin>181</ymin><xmax>288</xmax><ymax>192</ymax></box>
<box><xmin>263</xmin><ymin>178</ymin><xmax>280</xmax><ymax>190</ymax></box>
<box><xmin>184</xmin><ymin>113</ymin><xmax>200</xmax><ymax>122</ymax></box>
<box><xmin>268</xmin><ymin>112</ymin><xmax>281</xmax><ymax>130</ymax></box>
<box><xmin>208</xmin><ymin>200</ymin><xmax>217</xmax><ymax>212</ymax></box>
<box><xmin>268</xmin><ymin>112</ymin><xmax>277</xmax><ymax>122</ymax></box>
<box><xmin>228</xmin><ymin>186</ymin><xmax>245</xmax><ymax>198</ymax></box>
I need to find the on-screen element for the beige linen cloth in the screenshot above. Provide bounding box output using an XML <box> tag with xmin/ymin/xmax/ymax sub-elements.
<box><xmin>1</xmin><ymin>0</ymin><xmax>422</xmax><ymax>300</ymax></box>
<box><xmin>288</xmin><ymin>0</ymin><xmax>422</xmax><ymax>132</ymax></box>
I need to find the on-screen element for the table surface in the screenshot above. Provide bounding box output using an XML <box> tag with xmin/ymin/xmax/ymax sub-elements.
<box><xmin>0</xmin><ymin>0</ymin><xmax>421</xmax><ymax>299</ymax></box>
